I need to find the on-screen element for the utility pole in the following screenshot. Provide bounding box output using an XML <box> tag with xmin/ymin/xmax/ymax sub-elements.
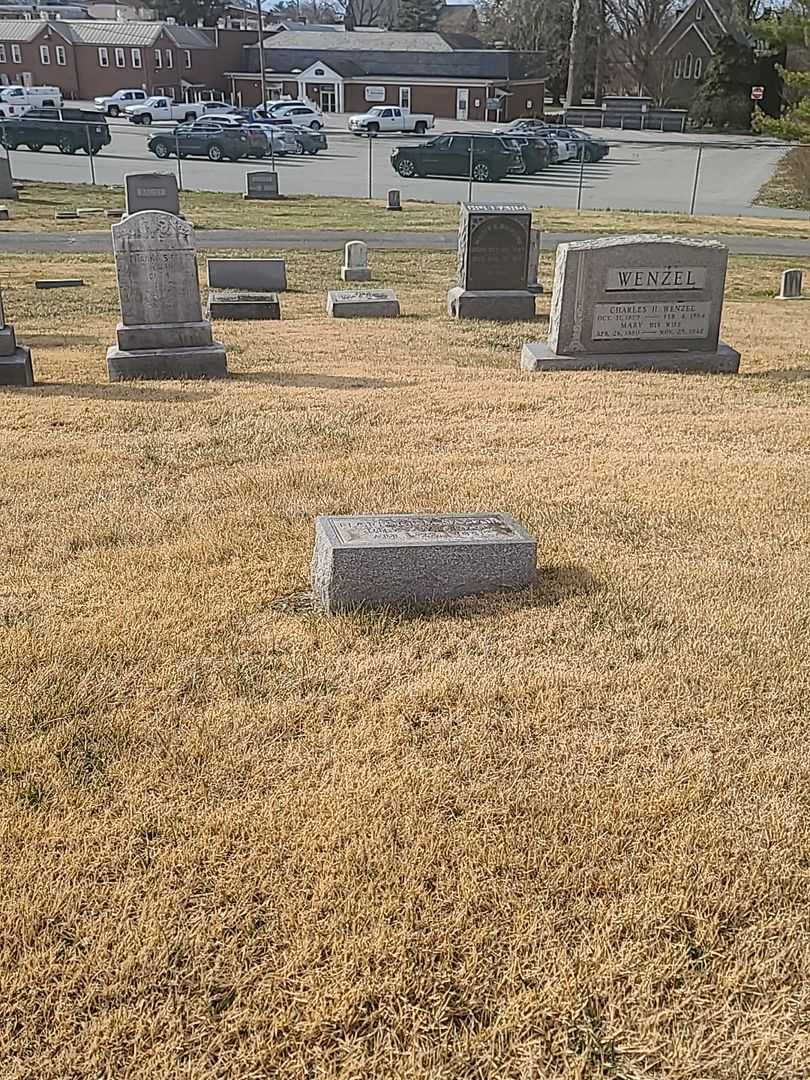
<box><xmin>256</xmin><ymin>0</ymin><xmax>267</xmax><ymax>109</ymax></box>
<box><xmin>566</xmin><ymin>0</ymin><xmax>585</xmax><ymax>108</ymax></box>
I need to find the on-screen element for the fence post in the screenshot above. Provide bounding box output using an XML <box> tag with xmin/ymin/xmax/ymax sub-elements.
<box><xmin>367</xmin><ymin>131</ymin><xmax>374</xmax><ymax>198</ymax></box>
<box><xmin>689</xmin><ymin>144</ymin><xmax>703</xmax><ymax>215</ymax></box>
<box><xmin>175</xmin><ymin>129</ymin><xmax>183</xmax><ymax>191</ymax></box>
<box><xmin>467</xmin><ymin>140</ymin><xmax>473</xmax><ymax>201</ymax></box>
<box><xmin>85</xmin><ymin>123</ymin><xmax>96</xmax><ymax>185</ymax></box>
<box><xmin>577</xmin><ymin>145</ymin><xmax>585</xmax><ymax>211</ymax></box>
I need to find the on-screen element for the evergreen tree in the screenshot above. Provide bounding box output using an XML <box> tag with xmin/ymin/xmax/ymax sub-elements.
<box><xmin>754</xmin><ymin>1</ymin><xmax>810</xmax><ymax>139</ymax></box>
<box><xmin>396</xmin><ymin>0</ymin><xmax>443</xmax><ymax>31</ymax></box>
<box><xmin>690</xmin><ymin>35</ymin><xmax>756</xmax><ymax>128</ymax></box>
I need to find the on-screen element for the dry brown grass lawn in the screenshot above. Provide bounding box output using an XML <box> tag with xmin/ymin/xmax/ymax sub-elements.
<box><xmin>2</xmin><ymin>249</ymin><xmax>810</xmax><ymax>1079</ymax></box>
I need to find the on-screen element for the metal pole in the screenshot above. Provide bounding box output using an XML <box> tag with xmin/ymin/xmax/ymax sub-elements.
<box><xmin>255</xmin><ymin>0</ymin><xmax>267</xmax><ymax>110</ymax></box>
<box><xmin>367</xmin><ymin>131</ymin><xmax>374</xmax><ymax>198</ymax></box>
<box><xmin>85</xmin><ymin>123</ymin><xmax>96</xmax><ymax>185</ymax></box>
<box><xmin>577</xmin><ymin>144</ymin><xmax>585</xmax><ymax>211</ymax></box>
<box><xmin>689</xmin><ymin>144</ymin><xmax>703</xmax><ymax>215</ymax></box>
<box><xmin>467</xmin><ymin>140</ymin><xmax>473</xmax><ymax>201</ymax></box>
<box><xmin>175</xmin><ymin>129</ymin><xmax>183</xmax><ymax>190</ymax></box>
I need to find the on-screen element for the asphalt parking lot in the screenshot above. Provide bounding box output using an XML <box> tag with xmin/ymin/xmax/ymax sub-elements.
<box><xmin>2</xmin><ymin>112</ymin><xmax>792</xmax><ymax>217</ymax></box>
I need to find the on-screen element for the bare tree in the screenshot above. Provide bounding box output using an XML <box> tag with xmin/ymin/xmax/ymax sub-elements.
<box><xmin>603</xmin><ymin>0</ymin><xmax>677</xmax><ymax>98</ymax></box>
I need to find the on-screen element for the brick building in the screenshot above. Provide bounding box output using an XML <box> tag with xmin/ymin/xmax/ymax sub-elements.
<box><xmin>227</xmin><ymin>30</ymin><xmax>545</xmax><ymax>122</ymax></box>
<box><xmin>0</xmin><ymin>19</ymin><xmax>255</xmax><ymax>99</ymax></box>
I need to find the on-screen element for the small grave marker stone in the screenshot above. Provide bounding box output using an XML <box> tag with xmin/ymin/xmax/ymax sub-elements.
<box><xmin>124</xmin><ymin>172</ymin><xmax>180</xmax><ymax>216</ymax></box>
<box><xmin>778</xmin><ymin>268</ymin><xmax>803</xmax><ymax>300</ymax></box>
<box><xmin>341</xmin><ymin>240</ymin><xmax>371</xmax><ymax>282</ymax></box>
<box><xmin>0</xmin><ymin>156</ymin><xmax>17</xmax><ymax>201</ymax></box>
<box><xmin>0</xmin><ymin>284</ymin><xmax>34</xmax><ymax>386</ymax></box>
<box><xmin>386</xmin><ymin>189</ymin><xmax>401</xmax><ymax>211</ymax></box>
<box><xmin>244</xmin><ymin>171</ymin><xmax>280</xmax><ymax>200</ymax></box>
<box><xmin>326</xmin><ymin>288</ymin><xmax>399</xmax><ymax>318</ymax></box>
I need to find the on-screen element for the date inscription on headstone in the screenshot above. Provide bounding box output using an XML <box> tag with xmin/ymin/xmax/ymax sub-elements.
<box><xmin>332</xmin><ymin>514</ymin><xmax>519</xmax><ymax>545</ymax></box>
<box><xmin>592</xmin><ymin>301</ymin><xmax>711</xmax><ymax>341</ymax></box>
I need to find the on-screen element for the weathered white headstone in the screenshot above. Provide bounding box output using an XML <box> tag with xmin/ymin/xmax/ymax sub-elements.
<box><xmin>341</xmin><ymin>240</ymin><xmax>371</xmax><ymax>282</ymax></box>
<box><xmin>312</xmin><ymin>512</ymin><xmax>537</xmax><ymax>613</ymax></box>
<box><xmin>106</xmin><ymin>211</ymin><xmax>227</xmax><ymax>381</ymax></box>
<box><xmin>521</xmin><ymin>235</ymin><xmax>740</xmax><ymax>373</ymax></box>
<box><xmin>124</xmin><ymin>172</ymin><xmax>180</xmax><ymax>216</ymax></box>
<box><xmin>0</xmin><ymin>284</ymin><xmax>34</xmax><ymax>386</ymax></box>
<box><xmin>778</xmin><ymin>268</ymin><xmax>803</xmax><ymax>300</ymax></box>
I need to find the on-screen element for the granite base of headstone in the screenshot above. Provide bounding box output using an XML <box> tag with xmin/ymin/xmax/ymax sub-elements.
<box><xmin>0</xmin><ymin>157</ymin><xmax>18</xmax><ymax>201</ymax></box>
<box><xmin>207</xmin><ymin>258</ymin><xmax>287</xmax><ymax>293</ymax></box>
<box><xmin>124</xmin><ymin>172</ymin><xmax>180</xmax><ymax>217</ymax></box>
<box><xmin>244</xmin><ymin>171</ymin><xmax>280</xmax><ymax>200</ymax></box>
<box><xmin>0</xmin><ymin>288</ymin><xmax>34</xmax><ymax>386</ymax></box>
<box><xmin>341</xmin><ymin>240</ymin><xmax>371</xmax><ymax>283</ymax></box>
<box><xmin>521</xmin><ymin>235</ymin><xmax>740</xmax><ymax>374</ymax></box>
<box><xmin>208</xmin><ymin>290</ymin><xmax>280</xmax><ymax>320</ymax></box>
<box><xmin>312</xmin><ymin>512</ymin><xmax>537</xmax><ymax>613</ymax></box>
<box><xmin>448</xmin><ymin>203</ymin><xmax>535</xmax><ymax>321</ymax></box>
<box><xmin>106</xmin><ymin>211</ymin><xmax>227</xmax><ymax>381</ymax></box>
<box><xmin>777</xmin><ymin>268</ymin><xmax>803</xmax><ymax>300</ymax></box>
<box><xmin>327</xmin><ymin>289</ymin><xmax>399</xmax><ymax>318</ymax></box>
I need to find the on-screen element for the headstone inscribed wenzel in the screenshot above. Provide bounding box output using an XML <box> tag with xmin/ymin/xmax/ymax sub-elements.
<box><xmin>521</xmin><ymin>234</ymin><xmax>740</xmax><ymax>373</ymax></box>
<box><xmin>0</xmin><ymin>283</ymin><xmax>34</xmax><ymax>386</ymax></box>
<box><xmin>448</xmin><ymin>203</ymin><xmax>536</xmax><ymax>321</ymax></box>
<box><xmin>124</xmin><ymin>172</ymin><xmax>180</xmax><ymax>216</ymax></box>
<box><xmin>312</xmin><ymin>512</ymin><xmax>537</xmax><ymax>613</ymax></box>
<box><xmin>106</xmin><ymin>211</ymin><xmax>227</xmax><ymax>380</ymax></box>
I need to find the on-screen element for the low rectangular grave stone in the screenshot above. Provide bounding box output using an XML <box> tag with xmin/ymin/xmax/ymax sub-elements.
<box><xmin>35</xmin><ymin>278</ymin><xmax>84</xmax><ymax>289</ymax></box>
<box><xmin>0</xmin><ymin>286</ymin><xmax>34</xmax><ymax>386</ymax></box>
<box><xmin>244</xmin><ymin>171</ymin><xmax>280</xmax><ymax>200</ymax></box>
<box><xmin>124</xmin><ymin>172</ymin><xmax>180</xmax><ymax>217</ymax></box>
<box><xmin>448</xmin><ymin>203</ymin><xmax>535</xmax><ymax>321</ymax></box>
<box><xmin>55</xmin><ymin>211</ymin><xmax>79</xmax><ymax>220</ymax></box>
<box><xmin>208</xmin><ymin>290</ymin><xmax>280</xmax><ymax>321</ymax></box>
<box><xmin>312</xmin><ymin>512</ymin><xmax>537</xmax><ymax>613</ymax></box>
<box><xmin>521</xmin><ymin>235</ymin><xmax>740</xmax><ymax>373</ymax></box>
<box><xmin>207</xmin><ymin>258</ymin><xmax>287</xmax><ymax>292</ymax></box>
<box><xmin>386</xmin><ymin>189</ymin><xmax>401</xmax><ymax>211</ymax></box>
<box><xmin>0</xmin><ymin>207</ymin><xmax>8</xmax><ymax>222</ymax></box>
<box><xmin>326</xmin><ymin>288</ymin><xmax>399</xmax><ymax>318</ymax></box>
<box><xmin>106</xmin><ymin>210</ymin><xmax>227</xmax><ymax>381</ymax></box>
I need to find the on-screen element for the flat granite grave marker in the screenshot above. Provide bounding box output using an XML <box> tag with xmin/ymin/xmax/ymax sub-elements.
<box><xmin>341</xmin><ymin>240</ymin><xmax>371</xmax><ymax>283</ymax></box>
<box><xmin>448</xmin><ymin>202</ymin><xmax>535</xmax><ymax>321</ymax></box>
<box><xmin>778</xmin><ymin>268</ymin><xmax>803</xmax><ymax>300</ymax></box>
<box><xmin>327</xmin><ymin>288</ymin><xmax>399</xmax><ymax>318</ymax></box>
<box><xmin>207</xmin><ymin>258</ymin><xmax>287</xmax><ymax>292</ymax></box>
<box><xmin>0</xmin><ymin>156</ymin><xmax>17</xmax><ymax>201</ymax></box>
<box><xmin>124</xmin><ymin>172</ymin><xmax>180</xmax><ymax>217</ymax></box>
<box><xmin>245</xmin><ymin>171</ymin><xmax>280</xmax><ymax>200</ymax></box>
<box><xmin>106</xmin><ymin>210</ymin><xmax>227</xmax><ymax>380</ymax></box>
<box><xmin>521</xmin><ymin>234</ymin><xmax>740</xmax><ymax>373</ymax></box>
<box><xmin>312</xmin><ymin>512</ymin><xmax>537</xmax><ymax>613</ymax></box>
<box><xmin>208</xmin><ymin>290</ymin><xmax>280</xmax><ymax>321</ymax></box>
<box><xmin>0</xmin><ymin>285</ymin><xmax>34</xmax><ymax>386</ymax></box>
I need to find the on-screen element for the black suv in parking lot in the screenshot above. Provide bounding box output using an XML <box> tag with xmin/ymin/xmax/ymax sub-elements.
<box><xmin>147</xmin><ymin>119</ymin><xmax>250</xmax><ymax>162</ymax></box>
<box><xmin>391</xmin><ymin>133</ymin><xmax>522</xmax><ymax>182</ymax></box>
<box><xmin>0</xmin><ymin>108</ymin><xmax>111</xmax><ymax>154</ymax></box>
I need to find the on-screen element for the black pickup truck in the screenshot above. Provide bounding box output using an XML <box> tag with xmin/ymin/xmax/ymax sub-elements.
<box><xmin>0</xmin><ymin>108</ymin><xmax>111</xmax><ymax>154</ymax></box>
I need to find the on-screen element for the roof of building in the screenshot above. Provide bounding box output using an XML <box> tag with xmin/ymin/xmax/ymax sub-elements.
<box><xmin>0</xmin><ymin>18</ymin><xmax>52</xmax><ymax>39</ymax></box>
<box><xmin>258</xmin><ymin>45</ymin><xmax>545</xmax><ymax>81</ymax></box>
<box><xmin>265</xmin><ymin>20</ymin><xmax>344</xmax><ymax>31</ymax></box>
<box><xmin>25</xmin><ymin>19</ymin><xmax>217</xmax><ymax>47</ymax></box>
<box><xmin>260</xmin><ymin>29</ymin><xmax>458</xmax><ymax>52</ymax></box>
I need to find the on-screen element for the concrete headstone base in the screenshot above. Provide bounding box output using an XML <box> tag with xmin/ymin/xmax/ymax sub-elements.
<box><xmin>447</xmin><ymin>287</ymin><xmax>536</xmax><ymax>321</ymax></box>
<box><xmin>520</xmin><ymin>340</ymin><xmax>741</xmax><ymax>374</ymax></box>
<box><xmin>208</xmin><ymin>291</ymin><xmax>281</xmax><ymax>320</ymax></box>
<box><xmin>106</xmin><ymin>343</ymin><xmax>228</xmax><ymax>381</ymax></box>
<box><xmin>0</xmin><ymin>346</ymin><xmax>34</xmax><ymax>386</ymax></box>
<box><xmin>341</xmin><ymin>267</ymin><xmax>372</xmax><ymax>283</ymax></box>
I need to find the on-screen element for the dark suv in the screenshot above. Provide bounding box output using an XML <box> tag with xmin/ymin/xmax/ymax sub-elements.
<box><xmin>391</xmin><ymin>133</ymin><xmax>521</xmax><ymax>183</ymax></box>
<box><xmin>508</xmin><ymin>135</ymin><xmax>551</xmax><ymax>174</ymax></box>
<box><xmin>147</xmin><ymin>119</ymin><xmax>250</xmax><ymax>162</ymax></box>
<box><xmin>0</xmin><ymin>108</ymin><xmax>111</xmax><ymax>154</ymax></box>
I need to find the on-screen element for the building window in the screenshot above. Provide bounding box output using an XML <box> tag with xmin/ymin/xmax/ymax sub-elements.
<box><xmin>165</xmin><ymin>50</ymin><xmax>173</xmax><ymax>68</ymax></box>
<box><xmin>696</xmin><ymin>4</ymin><xmax>704</xmax><ymax>17</ymax></box>
<box><xmin>114</xmin><ymin>47</ymin><xmax>125</xmax><ymax>68</ymax></box>
<box><xmin>683</xmin><ymin>52</ymin><xmax>693</xmax><ymax>78</ymax></box>
<box><xmin>674</xmin><ymin>56</ymin><xmax>682</xmax><ymax>78</ymax></box>
<box><xmin>55</xmin><ymin>45</ymin><xmax>66</xmax><ymax>65</ymax></box>
<box><xmin>183</xmin><ymin>49</ymin><xmax>191</xmax><ymax>68</ymax></box>
<box><xmin>0</xmin><ymin>45</ymin><xmax>6</xmax><ymax>63</ymax></box>
<box><xmin>154</xmin><ymin>48</ymin><xmax>162</xmax><ymax>68</ymax></box>
<box><xmin>39</xmin><ymin>45</ymin><xmax>50</xmax><ymax>64</ymax></box>
<box><xmin>98</xmin><ymin>47</ymin><xmax>109</xmax><ymax>67</ymax></box>
<box><xmin>11</xmin><ymin>44</ymin><xmax>21</xmax><ymax>63</ymax></box>
<box><xmin>131</xmin><ymin>48</ymin><xmax>142</xmax><ymax>68</ymax></box>
<box><xmin>694</xmin><ymin>56</ymin><xmax>703</xmax><ymax>78</ymax></box>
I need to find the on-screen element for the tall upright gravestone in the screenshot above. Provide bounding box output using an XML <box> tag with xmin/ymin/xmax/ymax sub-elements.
<box><xmin>521</xmin><ymin>235</ymin><xmax>740</xmax><ymax>373</ymax></box>
<box><xmin>106</xmin><ymin>211</ymin><xmax>227</xmax><ymax>381</ymax></box>
<box><xmin>0</xmin><ymin>285</ymin><xmax>34</xmax><ymax>386</ymax></box>
<box><xmin>124</xmin><ymin>172</ymin><xmax>180</xmax><ymax>217</ymax></box>
<box><xmin>448</xmin><ymin>203</ymin><xmax>535</xmax><ymax>321</ymax></box>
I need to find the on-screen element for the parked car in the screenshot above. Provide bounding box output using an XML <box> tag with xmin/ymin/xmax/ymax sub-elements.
<box><xmin>348</xmin><ymin>106</ymin><xmax>433</xmax><ymax>136</ymax></box>
<box><xmin>0</xmin><ymin>107</ymin><xmax>110</xmax><ymax>154</ymax></box>
<box><xmin>197</xmin><ymin>114</ymin><xmax>270</xmax><ymax>158</ymax></box>
<box><xmin>537</xmin><ymin>130</ymin><xmax>578</xmax><ymax>162</ymax></box>
<box><xmin>126</xmin><ymin>96</ymin><xmax>205</xmax><ymax>125</ymax></box>
<box><xmin>146</xmin><ymin>119</ymin><xmax>249</xmax><ymax>162</ymax></box>
<box><xmin>507</xmin><ymin>135</ymin><xmax>551</xmax><ymax>174</ymax></box>
<box><xmin>544</xmin><ymin>126</ymin><xmax>610</xmax><ymax>162</ymax></box>
<box><xmin>493</xmin><ymin>118</ymin><xmax>548</xmax><ymax>135</ymax></box>
<box><xmin>286</xmin><ymin>123</ymin><xmax>328</xmax><ymax>155</ymax></box>
<box><xmin>391</xmin><ymin>133</ymin><xmax>521</xmax><ymax>183</ymax></box>
<box><xmin>0</xmin><ymin>84</ymin><xmax>62</xmax><ymax>118</ymax></box>
<box><xmin>265</xmin><ymin>103</ymin><xmax>324</xmax><ymax>129</ymax></box>
<box><xmin>213</xmin><ymin>109</ymin><xmax>300</xmax><ymax>155</ymax></box>
<box><xmin>93</xmin><ymin>89</ymin><xmax>147</xmax><ymax>117</ymax></box>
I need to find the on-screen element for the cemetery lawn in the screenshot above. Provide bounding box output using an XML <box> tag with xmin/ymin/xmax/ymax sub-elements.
<box><xmin>2</xmin><ymin>249</ymin><xmax>810</xmax><ymax>1078</ymax></box>
<box><xmin>6</xmin><ymin>180</ymin><xmax>810</xmax><ymax>238</ymax></box>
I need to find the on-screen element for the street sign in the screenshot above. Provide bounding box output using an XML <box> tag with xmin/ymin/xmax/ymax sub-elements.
<box><xmin>751</xmin><ymin>86</ymin><xmax>765</xmax><ymax>101</ymax></box>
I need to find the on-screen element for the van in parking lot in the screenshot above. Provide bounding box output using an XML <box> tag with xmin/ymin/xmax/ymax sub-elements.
<box><xmin>0</xmin><ymin>85</ymin><xmax>62</xmax><ymax>117</ymax></box>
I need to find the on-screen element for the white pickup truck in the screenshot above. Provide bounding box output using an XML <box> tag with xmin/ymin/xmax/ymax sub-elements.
<box><xmin>125</xmin><ymin>96</ymin><xmax>207</xmax><ymax>125</ymax></box>
<box><xmin>0</xmin><ymin>85</ymin><xmax>62</xmax><ymax>117</ymax></box>
<box><xmin>348</xmin><ymin>106</ymin><xmax>434</xmax><ymax>136</ymax></box>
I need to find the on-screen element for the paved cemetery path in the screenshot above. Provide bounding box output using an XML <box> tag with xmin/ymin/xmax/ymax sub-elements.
<box><xmin>2</xmin><ymin>228</ymin><xmax>810</xmax><ymax>258</ymax></box>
